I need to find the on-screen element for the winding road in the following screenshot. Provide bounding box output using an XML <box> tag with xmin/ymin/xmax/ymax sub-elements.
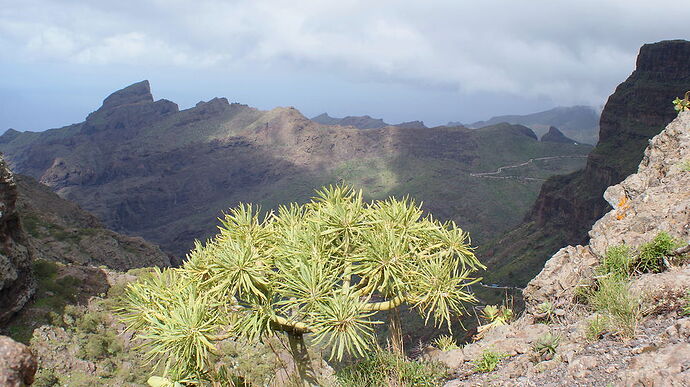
<box><xmin>469</xmin><ymin>155</ymin><xmax>588</xmax><ymax>181</ymax></box>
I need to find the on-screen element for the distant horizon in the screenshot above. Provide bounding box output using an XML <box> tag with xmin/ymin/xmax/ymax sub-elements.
<box><xmin>0</xmin><ymin>78</ymin><xmax>603</xmax><ymax>133</ymax></box>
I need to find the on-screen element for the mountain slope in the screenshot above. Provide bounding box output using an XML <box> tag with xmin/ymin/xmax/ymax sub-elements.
<box><xmin>469</xmin><ymin>106</ymin><xmax>600</xmax><ymax>145</ymax></box>
<box><xmin>0</xmin><ymin>82</ymin><xmax>591</xmax><ymax>258</ymax></box>
<box><xmin>482</xmin><ymin>39</ymin><xmax>690</xmax><ymax>286</ymax></box>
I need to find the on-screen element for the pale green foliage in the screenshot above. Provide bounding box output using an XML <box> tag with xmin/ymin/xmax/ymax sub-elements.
<box><xmin>535</xmin><ymin>301</ymin><xmax>555</xmax><ymax>323</ymax></box>
<box><xmin>531</xmin><ymin>332</ymin><xmax>560</xmax><ymax>362</ymax></box>
<box><xmin>475</xmin><ymin>304</ymin><xmax>513</xmax><ymax>340</ymax></box>
<box><xmin>472</xmin><ymin>350</ymin><xmax>505</xmax><ymax>373</ymax></box>
<box><xmin>118</xmin><ymin>185</ymin><xmax>484</xmax><ymax>383</ymax></box>
<box><xmin>432</xmin><ymin>335</ymin><xmax>460</xmax><ymax>351</ymax></box>
<box><xmin>586</xmin><ymin>276</ymin><xmax>641</xmax><ymax>338</ymax></box>
<box><xmin>672</xmin><ymin>91</ymin><xmax>690</xmax><ymax>112</ymax></box>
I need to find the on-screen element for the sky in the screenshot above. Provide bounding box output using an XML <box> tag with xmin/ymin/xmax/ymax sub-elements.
<box><xmin>1</xmin><ymin>1</ymin><xmax>689</xmax><ymax>131</ymax></box>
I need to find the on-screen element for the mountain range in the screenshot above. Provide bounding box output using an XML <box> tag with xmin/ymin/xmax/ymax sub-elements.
<box><xmin>0</xmin><ymin>83</ymin><xmax>591</xmax><ymax>258</ymax></box>
<box><xmin>464</xmin><ymin>105</ymin><xmax>600</xmax><ymax>145</ymax></box>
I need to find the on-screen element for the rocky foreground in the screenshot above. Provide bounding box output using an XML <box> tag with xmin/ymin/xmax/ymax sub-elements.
<box><xmin>428</xmin><ymin>111</ymin><xmax>690</xmax><ymax>385</ymax></box>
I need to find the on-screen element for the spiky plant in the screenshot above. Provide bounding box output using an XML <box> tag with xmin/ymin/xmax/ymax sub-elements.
<box><xmin>474</xmin><ymin>304</ymin><xmax>513</xmax><ymax>340</ymax></box>
<box><xmin>117</xmin><ymin>185</ymin><xmax>484</xmax><ymax>385</ymax></box>
<box><xmin>432</xmin><ymin>335</ymin><xmax>460</xmax><ymax>351</ymax></box>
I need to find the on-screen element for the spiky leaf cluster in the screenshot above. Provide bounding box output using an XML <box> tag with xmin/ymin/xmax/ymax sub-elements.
<box><xmin>119</xmin><ymin>185</ymin><xmax>484</xmax><ymax>380</ymax></box>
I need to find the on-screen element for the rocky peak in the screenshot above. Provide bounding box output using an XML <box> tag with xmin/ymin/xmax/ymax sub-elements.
<box><xmin>540</xmin><ymin>126</ymin><xmax>577</xmax><ymax>144</ymax></box>
<box><xmin>100</xmin><ymin>80</ymin><xmax>154</xmax><ymax>110</ymax></box>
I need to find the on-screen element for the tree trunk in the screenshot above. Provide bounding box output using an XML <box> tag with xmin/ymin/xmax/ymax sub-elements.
<box><xmin>389</xmin><ymin>308</ymin><xmax>404</xmax><ymax>355</ymax></box>
<box><xmin>282</xmin><ymin>332</ymin><xmax>318</xmax><ymax>386</ymax></box>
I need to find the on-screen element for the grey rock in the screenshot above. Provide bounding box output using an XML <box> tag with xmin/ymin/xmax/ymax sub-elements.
<box><xmin>0</xmin><ymin>335</ymin><xmax>37</xmax><ymax>387</ymax></box>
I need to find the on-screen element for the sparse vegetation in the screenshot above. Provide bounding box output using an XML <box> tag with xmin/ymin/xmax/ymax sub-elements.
<box><xmin>535</xmin><ymin>301</ymin><xmax>556</xmax><ymax>323</ymax></box>
<box><xmin>531</xmin><ymin>332</ymin><xmax>560</xmax><ymax>362</ymax></box>
<box><xmin>672</xmin><ymin>91</ymin><xmax>690</xmax><ymax>112</ymax></box>
<box><xmin>335</xmin><ymin>348</ymin><xmax>448</xmax><ymax>387</ymax></box>
<box><xmin>432</xmin><ymin>335</ymin><xmax>460</xmax><ymax>351</ymax></box>
<box><xmin>472</xmin><ymin>350</ymin><xmax>506</xmax><ymax>373</ymax></box>
<box><xmin>585</xmin><ymin>315</ymin><xmax>608</xmax><ymax>341</ymax></box>
<box><xmin>682</xmin><ymin>291</ymin><xmax>690</xmax><ymax>316</ymax></box>
<box><xmin>586</xmin><ymin>276</ymin><xmax>641</xmax><ymax>338</ymax></box>
<box><xmin>598</xmin><ymin>245</ymin><xmax>633</xmax><ymax>278</ymax></box>
<box><xmin>475</xmin><ymin>304</ymin><xmax>514</xmax><ymax>340</ymax></box>
<box><xmin>635</xmin><ymin>232</ymin><xmax>681</xmax><ymax>273</ymax></box>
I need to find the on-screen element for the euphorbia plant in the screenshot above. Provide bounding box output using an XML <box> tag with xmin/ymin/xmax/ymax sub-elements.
<box><xmin>118</xmin><ymin>185</ymin><xmax>484</xmax><ymax>385</ymax></box>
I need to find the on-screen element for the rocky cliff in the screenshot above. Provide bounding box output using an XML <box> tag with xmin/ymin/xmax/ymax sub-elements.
<box><xmin>483</xmin><ymin>39</ymin><xmax>690</xmax><ymax>286</ymax></box>
<box><xmin>15</xmin><ymin>174</ymin><xmax>172</xmax><ymax>270</ymax></box>
<box><xmin>434</xmin><ymin>109</ymin><xmax>690</xmax><ymax>386</ymax></box>
<box><xmin>0</xmin><ymin>156</ymin><xmax>35</xmax><ymax>325</ymax></box>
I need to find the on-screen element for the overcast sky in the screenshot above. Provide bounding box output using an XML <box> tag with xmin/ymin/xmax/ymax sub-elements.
<box><xmin>1</xmin><ymin>1</ymin><xmax>689</xmax><ymax>131</ymax></box>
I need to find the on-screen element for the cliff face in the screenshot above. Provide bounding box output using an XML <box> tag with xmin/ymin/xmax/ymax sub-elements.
<box><xmin>483</xmin><ymin>40</ymin><xmax>690</xmax><ymax>286</ymax></box>
<box><xmin>15</xmin><ymin>174</ymin><xmax>172</xmax><ymax>270</ymax></box>
<box><xmin>0</xmin><ymin>156</ymin><xmax>35</xmax><ymax>324</ymax></box>
<box><xmin>438</xmin><ymin>110</ymin><xmax>690</xmax><ymax>387</ymax></box>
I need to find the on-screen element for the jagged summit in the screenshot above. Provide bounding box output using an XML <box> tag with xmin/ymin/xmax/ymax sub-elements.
<box><xmin>540</xmin><ymin>126</ymin><xmax>578</xmax><ymax>144</ymax></box>
<box><xmin>101</xmin><ymin>80</ymin><xmax>154</xmax><ymax>110</ymax></box>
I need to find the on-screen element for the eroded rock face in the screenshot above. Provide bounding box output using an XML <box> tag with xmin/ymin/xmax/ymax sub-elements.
<box><xmin>0</xmin><ymin>156</ymin><xmax>35</xmax><ymax>324</ymax></box>
<box><xmin>0</xmin><ymin>335</ymin><xmax>37</xmax><ymax>387</ymax></box>
<box><xmin>442</xmin><ymin>111</ymin><xmax>690</xmax><ymax>386</ymax></box>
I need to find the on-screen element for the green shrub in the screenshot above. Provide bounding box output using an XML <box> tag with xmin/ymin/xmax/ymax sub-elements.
<box><xmin>635</xmin><ymin>232</ymin><xmax>681</xmax><ymax>273</ymax></box>
<box><xmin>32</xmin><ymin>368</ymin><xmax>59</xmax><ymax>387</ymax></box>
<box><xmin>472</xmin><ymin>350</ymin><xmax>505</xmax><ymax>373</ymax></box>
<box><xmin>598</xmin><ymin>245</ymin><xmax>633</xmax><ymax>278</ymax></box>
<box><xmin>432</xmin><ymin>335</ymin><xmax>460</xmax><ymax>351</ymax></box>
<box><xmin>587</xmin><ymin>276</ymin><xmax>641</xmax><ymax>338</ymax></box>
<box><xmin>78</xmin><ymin>330</ymin><xmax>123</xmax><ymax>361</ymax></box>
<box><xmin>335</xmin><ymin>348</ymin><xmax>447</xmax><ymax>387</ymax></box>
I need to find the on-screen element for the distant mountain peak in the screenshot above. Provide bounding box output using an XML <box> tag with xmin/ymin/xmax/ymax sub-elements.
<box><xmin>101</xmin><ymin>80</ymin><xmax>154</xmax><ymax>110</ymax></box>
<box><xmin>540</xmin><ymin>126</ymin><xmax>578</xmax><ymax>144</ymax></box>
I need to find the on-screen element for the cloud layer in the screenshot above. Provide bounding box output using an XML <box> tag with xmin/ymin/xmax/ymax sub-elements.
<box><xmin>1</xmin><ymin>1</ymin><xmax>689</xmax><ymax>128</ymax></box>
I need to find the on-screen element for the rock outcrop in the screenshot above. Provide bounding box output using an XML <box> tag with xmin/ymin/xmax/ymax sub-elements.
<box><xmin>482</xmin><ymin>39</ymin><xmax>690</xmax><ymax>286</ymax></box>
<box><xmin>540</xmin><ymin>126</ymin><xmax>577</xmax><ymax>144</ymax></box>
<box><xmin>0</xmin><ymin>335</ymin><xmax>37</xmax><ymax>387</ymax></box>
<box><xmin>438</xmin><ymin>110</ymin><xmax>690</xmax><ymax>386</ymax></box>
<box><xmin>0</xmin><ymin>156</ymin><xmax>35</xmax><ymax>325</ymax></box>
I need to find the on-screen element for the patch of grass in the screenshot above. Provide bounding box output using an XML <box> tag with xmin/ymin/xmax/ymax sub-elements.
<box><xmin>598</xmin><ymin>245</ymin><xmax>633</xmax><ymax>278</ymax></box>
<box><xmin>335</xmin><ymin>348</ymin><xmax>447</xmax><ymax>387</ymax></box>
<box><xmin>21</xmin><ymin>214</ymin><xmax>43</xmax><ymax>237</ymax></box>
<box><xmin>682</xmin><ymin>291</ymin><xmax>690</xmax><ymax>316</ymax></box>
<box><xmin>635</xmin><ymin>232</ymin><xmax>681</xmax><ymax>273</ymax></box>
<box><xmin>472</xmin><ymin>350</ymin><xmax>506</xmax><ymax>373</ymax></box>
<box><xmin>585</xmin><ymin>315</ymin><xmax>608</xmax><ymax>341</ymax></box>
<box><xmin>586</xmin><ymin>276</ymin><xmax>641</xmax><ymax>338</ymax></box>
<box><xmin>432</xmin><ymin>335</ymin><xmax>460</xmax><ymax>351</ymax></box>
<box><xmin>680</xmin><ymin>159</ymin><xmax>690</xmax><ymax>172</ymax></box>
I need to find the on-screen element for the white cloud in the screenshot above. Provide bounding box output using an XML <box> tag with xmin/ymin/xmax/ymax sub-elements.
<box><xmin>1</xmin><ymin>0</ymin><xmax>688</xmax><ymax>105</ymax></box>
